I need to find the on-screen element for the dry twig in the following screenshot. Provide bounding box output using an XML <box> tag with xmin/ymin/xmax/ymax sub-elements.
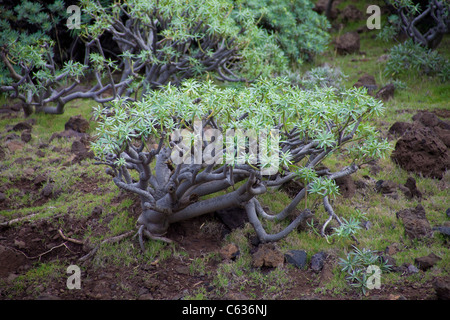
<box><xmin>58</xmin><ymin>229</ymin><xmax>84</xmax><ymax>245</ymax></box>
<box><xmin>78</xmin><ymin>230</ymin><xmax>135</xmax><ymax>262</ymax></box>
<box><xmin>9</xmin><ymin>242</ymin><xmax>72</xmax><ymax>260</ymax></box>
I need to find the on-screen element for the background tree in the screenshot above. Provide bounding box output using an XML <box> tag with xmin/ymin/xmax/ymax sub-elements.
<box><xmin>0</xmin><ymin>0</ymin><xmax>126</xmax><ymax>115</ymax></box>
<box><xmin>380</xmin><ymin>0</ymin><xmax>450</xmax><ymax>49</ymax></box>
<box><xmin>81</xmin><ymin>0</ymin><xmax>289</xmax><ymax>97</ymax></box>
<box><xmin>1</xmin><ymin>0</ymin><xmax>291</xmax><ymax>116</ymax></box>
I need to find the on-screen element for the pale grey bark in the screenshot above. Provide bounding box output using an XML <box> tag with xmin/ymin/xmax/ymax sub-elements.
<box><xmin>97</xmin><ymin>120</ymin><xmax>362</xmax><ymax>249</ymax></box>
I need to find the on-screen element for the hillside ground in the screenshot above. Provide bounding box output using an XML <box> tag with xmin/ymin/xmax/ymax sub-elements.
<box><xmin>0</xmin><ymin>0</ymin><xmax>449</xmax><ymax>302</ymax></box>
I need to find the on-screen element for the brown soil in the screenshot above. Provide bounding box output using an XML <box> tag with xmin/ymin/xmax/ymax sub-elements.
<box><xmin>0</xmin><ymin>212</ymin><xmax>439</xmax><ymax>300</ymax></box>
<box><xmin>0</xmin><ymin>171</ymin><xmax>440</xmax><ymax>300</ymax></box>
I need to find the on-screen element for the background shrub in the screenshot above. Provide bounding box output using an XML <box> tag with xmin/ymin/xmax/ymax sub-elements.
<box><xmin>385</xmin><ymin>39</ymin><xmax>450</xmax><ymax>82</ymax></box>
<box><xmin>233</xmin><ymin>0</ymin><xmax>331</xmax><ymax>65</ymax></box>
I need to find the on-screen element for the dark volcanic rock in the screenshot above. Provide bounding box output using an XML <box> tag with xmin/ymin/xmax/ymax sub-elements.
<box><xmin>21</xmin><ymin>130</ymin><xmax>32</xmax><ymax>143</ymax></box>
<box><xmin>0</xmin><ymin>245</ymin><xmax>28</xmax><ymax>277</ymax></box>
<box><xmin>433</xmin><ymin>277</ymin><xmax>450</xmax><ymax>300</ymax></box>
<box><xmin>432</xmin><ymin>226</ymin><xmax>450</xmax><ymax>238</ymax></box>
<box><xmin>335</xmin><ymin>32</ymin><xmax>360</xmax><ymax>55</ymax></box>
<box><xmin>64</xmin><ymin>115</ymin><xmax>90</xmax><ymax>133</ymax></box>
<box><xmin>69</xmin><ymin>139</ymin><xmax>95</xmax><ymax>164</ymax></box>
<box><xmin>284</xmin><ymin>250</ymin><xmax>307</xmax><ymax>269</ymax></box>
<box><xmin>310</xmin><ymin>252</ymin><xmax>327</xmax><ymax>272</ymax></box>
<box><xmin>412</xmin><ymin>111</ymin><xmax>450</xmax><ymax>147</ymax></box>
<box><xmin>314</xmin><ymin>0</ymin><xmax>339</xmax><ymax>20</ymax></box>
<box><xmin>403</xmin><ymin>177</ymin><xmax>422</xmax><ymax>200</ymax></box>
<box><xmin>49</xmin><ymin>129</ymin><xmax>90</xmax><ymax>142</ymax></box>
<box><xmin>214</xmin><ymin>207</ymin><xmax>248</xmax><ymax>232</ymax></box>
<box><xmin>414</xmin><ymin>253</ymin><xmax>442</xmax><ymax>271</ymax></box>
<box><xmin>412</xmin><ymin>111</ymin><xmax>440</xmax><ymax>128</ymax></box>
<box><xmin>12</xmin><ymin>122</ymin><xmax>32</xmax><ymax>132</ymax></box>
<box><xmin>376</xmin><ymin>180</ymin><xmax>399</xmax><ymax>199</ymax></box>
<box><xmin>335</xmin><ymin>175</ymin><xmax>355</xmax><ymax>198</ymax></box>
<box><xmin>396</xmin><ymin>204</ymin><xmax>432</xmax><ymax>240</ymax></box>
<box><xmin>391</xmin><ymin>125</ymin><xmax>449</xmax><ymax>179</ymax></box>
<box><xmin>340</xmin><ymin>5</ymin><xmax>364</xmax><ymax>22</ymax></box>
<box><xmin>353</xmin><ymin>73</ymin><xmax>377</xmax><ymax>95</ymax></box>
<box><xmin>435</xmin><ymin>126</ymin><xmax>450</xmax><ymax>148</ymax></box>
<box><xmin>375</xmin><ymin>83</ymin><xmax>395</xmax><ymax>102</ymax></box>
<box><xmin>41</xmin><ymin>183</ymin><xmax>54</xmax><ymax>198</ymax></box>
<box><xmin>388</xmin><ymin>121</ymin><xmax>412</xmax><ymax>137</ymax></box>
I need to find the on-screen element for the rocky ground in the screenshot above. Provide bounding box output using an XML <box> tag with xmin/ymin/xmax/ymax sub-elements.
<box><xmin>1</xmin><ymin>0</ymin><xmax>449</xmax><ymax>302</ymax></box>
<box><xmin>0</xmin><ymin>104</ymin><xmax>449</xmax><ymax>301</ymax></box>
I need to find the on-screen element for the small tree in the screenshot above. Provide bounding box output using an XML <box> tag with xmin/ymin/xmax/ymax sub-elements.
<box><xmin>384</xmin><ymin>39</ymin><xmax>450</xmax><ymax>82</ymax></box>
<box><xmin>377</xmin><ymin>0</ymin><xmax>450</xmax><ymax>82</ymax></box>
<box><xmin>92</xmin><ymin>78</ymin><xmax>391</xmax><ymax>249</ymax></box>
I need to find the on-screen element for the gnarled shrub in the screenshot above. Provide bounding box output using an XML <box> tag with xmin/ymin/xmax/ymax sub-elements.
<box><xmin>379</xmin><ymin>0</ymin><xmax>450</xmax><ymax>49</ymax></box>
<box><xmin>81</xmin><ymin>0</ymin><xmax>289</xmax><ymax>96</ymax></box>
<box><xmin>92</xmin><ymin>78</ymin><xmax>391</xmax><ymax>248</ymax></box>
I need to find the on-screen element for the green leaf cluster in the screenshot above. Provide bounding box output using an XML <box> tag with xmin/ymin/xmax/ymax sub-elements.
<box><xmin>385</xmin><ymin>40</ymin><xmax>450</xmax><ymax>82</ymax></box>
<box><xmin>339</xmin><ymin>247</ymin><xmax>392</xmax><ymax>295</ymax></box>
<box><xmin>332</xmin><ymin>210</ymin><xmax>366</xmax><ymax>241</ymax></box>
<box><xmin>233</xmin><ymin>0</ymin><xmax>330</xmax><ymax>64</ymax></box>
<box><xmin>0</xmin><ymin>0</ymin><xmax>75</xmax><ymax>87</ymax></box>
<box><xmin>81</xmin><ymin>0</ymin><xmax>293</xmax><ymax>81</ymax></box>
<box><xmin>299</xmin><ymin>65</ymin><xmax>347</xmax><ymax>91</ymax></box>
<box><xmin>92</xmin><ymin>77</ymin><xmax>390</xmax><ymax>173</ymax></box>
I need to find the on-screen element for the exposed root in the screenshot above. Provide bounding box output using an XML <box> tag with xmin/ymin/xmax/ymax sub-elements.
<box><xmin>142</xmin><ymin>229</ymin><xmax>173</xmax><ymax>244</ymax></box>
<box><xmin>58</xmin><ymin>229</ymin><xmax>84</xmax><ymax>245</ymax></box>
<box><xmin>137</xmin><ymin>225</ymin><xmax>145</xmax><ymax>252</ymax></box>
<box><xmin>0</xmin><ymin>213</ymin><xmax>64</xmax><ymax>227</ymax></box>
<box><xmin>321</xmin><ymin>196</ymin><xmax>341</xmax><ymax>238</ymax></box>
<box><xmin>135</xmin><ymin>225</ymin><xmax>173</xmax><ymax>252</ymax></box>
<box><xmin>8</xmin><ymin>242</ymin><xmax>73</xmax><ymax>260</ymax></box>
<box><xmin>245</xmin><ymin>198</ymin><xmax>313</xmax><ymax>243</ymax></box>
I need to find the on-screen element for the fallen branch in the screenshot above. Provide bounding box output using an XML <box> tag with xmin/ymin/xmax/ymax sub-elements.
<box><xmin>0</xmin><ymin>213</ymin><xmax>63</xmax><ymax>227</ymax></box>
<box><xmin>78</xmin><ymin>230</ymin><xmax>135</xmax><ymax>262</ymax></box>
<box><xmin>58</xmin><ymin>229</ymin><xmax>84</xmax><ymax>245</ymax></box>
<box><xmin>0</xmin><ymin>213</ymin><xmax>41</xmax><ymax>227</ymax></box>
